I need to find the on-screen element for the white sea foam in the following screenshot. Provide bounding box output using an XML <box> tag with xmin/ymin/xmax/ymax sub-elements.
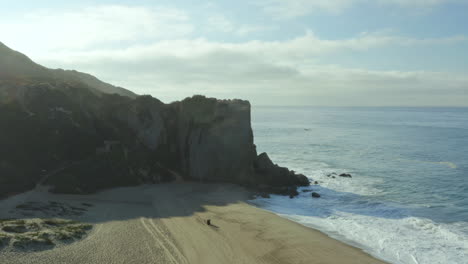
<box><xmin>250</xmin><ymin>194</ymin><xmax>468</xmax><ymax>264</ymax></box>
<box><xmin>304</xmin><ymin>167</ymin><xmax>385</xmax><ymax>196</ymax></box>
<box><xmin>249</xmin><ymin>166</ymin><xmax>468</xmax><ymax>264</ymax></box>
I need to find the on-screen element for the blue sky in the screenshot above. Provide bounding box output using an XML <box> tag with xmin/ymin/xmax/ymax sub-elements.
<box><xmin>1</xmin><ymin>0</ymin><xmax>467</xmax><ymax>106</ymax></box>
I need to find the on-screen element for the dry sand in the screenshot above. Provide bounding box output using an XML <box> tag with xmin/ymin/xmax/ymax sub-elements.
<box><xmin>0</xmin><ymin>183</ymin><xmax>388</xmax><ymax>264</ymax></box>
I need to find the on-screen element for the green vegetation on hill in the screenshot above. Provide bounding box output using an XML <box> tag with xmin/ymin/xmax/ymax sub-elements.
<box><xmin>0</xmin><ymin>218</ymin><xmax>92</xmax><ymax>251</ymax></box>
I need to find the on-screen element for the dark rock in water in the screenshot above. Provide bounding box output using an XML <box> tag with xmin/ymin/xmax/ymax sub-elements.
<box><xmin>260</xmin><ymin>193</ymin><xmax>271</xmax><ymax>198</ymax></box>
<box><xmin>302</xmin><ymin>189</ymin><xmax>313</xmax><ymax>193</ymax></box>
<box><xmin>0</xmin><ymin>41</ymin><xmax>310</xmax><ymax>198</ymax></box>
<box><xmin>289</xmin><ymin>188</ymin><xmax>300</xmax><ymax>197</ymax></box>
<box><xmin>332</xmin><ymin>176</ymin><xmax>336</xmax><ymax>179</ymax></box>
<box><xmin>339</xmin><ymin>173</ymin><xmax>352</xmax><ymax>178</ymax></box>
<box><xmin>314</xmin><ymin>181</ymin><xmax>319</xmax><ymax>185</ymax></box>
<box><xmin>311</xmin><ymin>192</ymin><xmax>321</xmax><ymax>198</ymax></box>
<box><xmin>257</xmin><ymin>185</ymin><xmax>300</xmax><ymax>197</ymax></box>
<box><xmin>254</xmin><ymin>153</ymin><xmax>309</xmax><ymax>187</ymax></box>
<box><xmin>289</xmin><ymin>194</ymin><xmax>294</xmax><ymax>199</ymax></box>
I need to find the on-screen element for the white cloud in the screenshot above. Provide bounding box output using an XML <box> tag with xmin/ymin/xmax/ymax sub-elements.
<box><xmin>0</xmin><ymin>5</ymin><xmax>194</xmax><ymax>55</ymax></box>
<box><xmin>207</xmin><ymin>15</ymin><xmax>236</xmax><ymax>32</ymax></box>
<box><xmin>258</xmin><ymin>0</ymin><xmax>468</xmax><ymax>18</ymax></box>
<box><xmin>1</xmin><ymin>4</ymin><xmax>466</xmax><ymax>106</ymax></box>
<box><xmin>206</xmin><ymin>14</ymin><xmax>272</xmax><ymax>36</ymax></box>
<box><xmin>259</xmin><ymin>0</ymin><xmax>352</xmax><ymax>17</ymax></box>
<box><xmin>38</xmin><ymin>31</ymin><xmax>466</xmax><ymax>65</ymax></box>
<box><xmin>0</xmin><ymin>5</ymin><xmax>271</xmax><ymax>58</ymax></box>
<box><xmin>34</xmin><ymin>31</ymin><xmax>468</xmax><ymax>106</ymax></box>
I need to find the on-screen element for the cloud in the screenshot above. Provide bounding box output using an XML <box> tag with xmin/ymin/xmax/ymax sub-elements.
<box><xmin>0</xmin><ymin>4</ymin><xmax>272</xmax><ymax>58</ymax></box>
<box><xmin>1</xmin><ymin>4</ymin><xmax>466</xmax><ymax>106</ymax></box>
<box><xmin>258</xmin><ymin>0</ymin><xmax>468</xmax><ymax>18</ymax></box>
<box><xmin>35</xmin><ymin>31</ymin><xmax>468</xmax><ymax>106</ymax></box>
<box><xmin>206</xmin><ymin>14</ymin><xmax>272</xmax><ymax>36</ymax></box>
<box><xmin>38</xmin><ymin>31</ymin><xmax>466</xmax><ymax>65</ymax></box>
<box><xmin>258</xmin><ymin>0</ymin><xmax>353</xmax><ymax>17</ymax></box>
<box><xmin>0</xmin><ymin>5</ymin><xmax>194</xmax><ymax>54</ymax></box>
<box><xmin>206</xmin><ymin>15</ymin><xmax>236</xmax><ymax>33</ymax></box>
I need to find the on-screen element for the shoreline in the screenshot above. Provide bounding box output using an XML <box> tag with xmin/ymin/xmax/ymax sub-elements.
<box><xmin>0</xmin><ymin>183</ymin><xmax>388</xmax><ymax>264</ymax></box>
<box><xmin>247</xmin><ymin>202</ymin><xmax>391</xmax><ymax>263</ymax></box>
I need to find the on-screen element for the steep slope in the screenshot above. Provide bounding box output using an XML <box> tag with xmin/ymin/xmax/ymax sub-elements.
<box><xmin>0</xmin><ymin>42</ymin><xmax>49</xmax><ymax>77</ymax></box>
<box><xmin>0</xmin><ymin>42</ymin><xmax>309</xmax><ymax>199</ymax></box>
<box><xmin>0</xmin><ymin>41</ymin><xmax>136</xmax><ymax>98</ymax></box>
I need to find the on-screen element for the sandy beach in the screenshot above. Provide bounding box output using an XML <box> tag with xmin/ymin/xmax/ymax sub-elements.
<box><xmin>0</xmin><ymin>183</ymin><xmax>387</xmax><ymax>264</ymax></box>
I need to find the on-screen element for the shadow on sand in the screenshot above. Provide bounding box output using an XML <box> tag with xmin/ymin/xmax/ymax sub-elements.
<box><xmin>0</xmin><ymin>182</ymin><xmax>251</xmax><ymax>225</ymax></box>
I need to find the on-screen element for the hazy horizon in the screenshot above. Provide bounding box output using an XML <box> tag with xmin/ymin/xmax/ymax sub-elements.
<box><xmin>1</xmin><ymin>0</ymin><xmax>467</xmax><ymax>106</ymax></box>
<box><xmin>254</xmin><ymin>105</ymin><xmax>468</xmax><ymax>108</ymax></box>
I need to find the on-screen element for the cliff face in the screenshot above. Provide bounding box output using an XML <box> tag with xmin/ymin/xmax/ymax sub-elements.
<box><xmin>109</xmin><ymin>95</ymin><xmax>308</xmax><ymax>189</ymax></box>
<box><xmin>174</xmin><ymin>97</ymin><xmax>257</xmax><ymax>184</ymax></box>
<box><xmin>0</xmin><ymin>42</ymin><xmax>309</xmax><ymax>198</ymax></box>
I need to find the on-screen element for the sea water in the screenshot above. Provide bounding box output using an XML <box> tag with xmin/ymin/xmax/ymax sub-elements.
<box><xmin>249</xmin><ymin>106</ymin><xmax>468</xmax><ymax>264</ymax></box>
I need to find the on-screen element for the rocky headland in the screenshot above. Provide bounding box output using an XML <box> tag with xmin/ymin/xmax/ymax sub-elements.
<box><xmin>0</xmin><ymin>41</ymin><xmax>309</xmax><ymax>199</ymax></box>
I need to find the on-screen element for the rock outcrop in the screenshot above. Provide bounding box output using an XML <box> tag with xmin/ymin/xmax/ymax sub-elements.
<box><xmin>0</xmin><ymin>42</ymin><xmax>310</xmax><ymax>198</ymax></box>
<box><xmin>254</xmin><ymin>153</ymin><xmax>309</xmax><ymax>187</ymax></box>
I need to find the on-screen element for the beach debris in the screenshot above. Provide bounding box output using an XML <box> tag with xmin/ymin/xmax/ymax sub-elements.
<box><xmin>207</xmin><ymin>219</ymin><xmax>211</xmax><ymax>226</ymax></box>
<box><xmin>311</xmin><ymin>192</ymin><xmax>321</xmax><ymax>198</ymax></box>
<box><xmin>339</xmin><ymin>173</ymin><xmax>352</xmax><ymax>178</ymax></box>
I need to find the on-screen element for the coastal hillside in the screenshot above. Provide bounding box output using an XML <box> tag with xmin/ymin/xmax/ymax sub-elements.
<box><xmin>0</xmin><ymin>42</ymin><xmax>136</xmax><ymax>98</ymax></box>
<box><xmin>0</xmin><ymin>42</ymin><xmax>309</xmax><ymax>198</ymax></box>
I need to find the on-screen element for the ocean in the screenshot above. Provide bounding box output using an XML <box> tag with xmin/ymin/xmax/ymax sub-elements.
<box><xmin>249</xmin><ymin>106</ymin><xmax>468</xmax><ymax>264</ymax></box>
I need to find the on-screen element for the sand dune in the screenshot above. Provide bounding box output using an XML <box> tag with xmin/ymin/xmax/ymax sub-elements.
<box><xmin>0</xmin><ymin>183</ymin><xmax>387</xmax><ymax>264</ymax></box>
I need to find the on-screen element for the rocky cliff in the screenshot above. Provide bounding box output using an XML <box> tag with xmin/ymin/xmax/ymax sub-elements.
<box><xmin>0</xmin><ymin>42</ymin><xmax>309</xmax><ymax>198</ymax></box>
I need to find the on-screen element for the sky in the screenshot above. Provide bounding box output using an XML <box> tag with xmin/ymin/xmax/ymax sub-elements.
<box><xmin>1</xmin><ymin>0</ymin><xmax>468</xmax><ymax>106</ymax></box>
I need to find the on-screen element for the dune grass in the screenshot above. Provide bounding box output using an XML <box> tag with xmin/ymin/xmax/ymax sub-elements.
<box><xmin>0</xmin><ymin>218</ymin><xmax>92</xmax><ymax>251</ymax></box>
